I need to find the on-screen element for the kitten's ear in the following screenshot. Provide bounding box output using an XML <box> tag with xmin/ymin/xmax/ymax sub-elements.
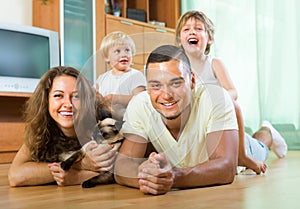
<box><xmin>98</xmin><ymin>109</ymin><xmax>111</xmax><ymax>121</ymax></box>
<box><xmin>115</xmin><ymin>121</ymin><xmax>125</xmax><ymax>131</ymax></box>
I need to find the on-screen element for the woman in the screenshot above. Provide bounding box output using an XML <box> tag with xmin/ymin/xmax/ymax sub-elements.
<box><xmin>8</xmin><ymin>66</ymin><xmax>117</xmax><ymax>186</ymax></box>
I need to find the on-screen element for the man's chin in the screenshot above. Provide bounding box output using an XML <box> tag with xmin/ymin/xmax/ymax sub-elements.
<box><xmin>161</xmin><ymin>113</ymin><xmax>181</xmax><ymax>120</ymax></box>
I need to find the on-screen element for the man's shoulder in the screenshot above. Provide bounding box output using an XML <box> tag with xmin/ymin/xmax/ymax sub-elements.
<box><xmin>130</xmin><ymin>91</ymin><xmax>149</xmax><ymax>103</ymax></box>
<box><xmin>195</xmin><ymin>84</ymin><xmax>229</xmax><ymax>100</ymax></box>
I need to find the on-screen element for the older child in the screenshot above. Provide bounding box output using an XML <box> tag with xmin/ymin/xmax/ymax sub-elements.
<box><xmin>96</xmin><ymin>31</ymin><xmax>146</xmax><ymax>119</ymax></box>
<box><xmin>175</xmin><ymin>10</ymin><xmax>288</xmax><ymax>174</ymax></box>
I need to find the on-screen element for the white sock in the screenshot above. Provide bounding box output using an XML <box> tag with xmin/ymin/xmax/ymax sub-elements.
<box><xmin>261</xmin><ymin>121</ymin><xmax>288</xmax><ymax>158</ymax></box>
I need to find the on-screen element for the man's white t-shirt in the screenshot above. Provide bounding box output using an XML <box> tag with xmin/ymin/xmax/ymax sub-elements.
<box><xmin>121</xmin><ymin>84</ymin><xmax>238</xmax><ymax>168</ymax></box>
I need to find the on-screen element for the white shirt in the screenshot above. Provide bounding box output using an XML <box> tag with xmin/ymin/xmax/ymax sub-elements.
<box><xmin>96</xmin><ymin>68</ymin><xmax>146</xmax><ymax>96</ymax></box>
<box><xmin>121</xmin><ymin>84</ymin><xmax>238</xmax><ymax>168</ymax></box>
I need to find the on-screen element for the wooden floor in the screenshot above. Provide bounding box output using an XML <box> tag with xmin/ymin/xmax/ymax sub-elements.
<box><xmin>0</xmin><ymin>151</ymin><xmax>299</xmax><ymax>209</ymax></box>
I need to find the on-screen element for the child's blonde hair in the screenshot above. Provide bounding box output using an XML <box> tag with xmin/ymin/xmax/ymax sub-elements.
<box><xmin>175</xmin><ymin>10</ymin><xmax>215</xmax><ymax>55</ymax></box>
<box><xmin>100</xmin><ymin>31</ymin><xmax>136</xmax><ymax>58</ymax></box>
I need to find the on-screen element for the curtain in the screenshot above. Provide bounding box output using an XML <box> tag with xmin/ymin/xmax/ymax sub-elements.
<box><xmin>181</xmin><ymin>0</ymin><xmax>300</xmax><ymax>144</ymax></box>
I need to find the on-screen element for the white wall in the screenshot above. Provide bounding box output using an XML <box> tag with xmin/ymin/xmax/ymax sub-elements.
<box><xmin>0</xmin><ymin>0</ymin><xmax>32</xmax><ymax>25</ymax></box>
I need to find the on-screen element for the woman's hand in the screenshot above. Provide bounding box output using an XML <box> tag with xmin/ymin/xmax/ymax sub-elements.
<box><xmin>48</xmin><ymin>162</ymin><xmax>99</xmax><ymax>186</ymax></box>
<box><xmin>48</xmin><ymin>163</ymin><xmax>81</xmax><ymax>186</ymax></box>
<box><xmin>80</xmin><ymin>142</ymin><xmax>117</xmax><ymax>172</ymax></box>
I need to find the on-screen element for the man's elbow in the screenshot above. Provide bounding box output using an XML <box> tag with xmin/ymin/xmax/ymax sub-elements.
<box><xmin>221</xmin><ymin>160</ymin><xmax>237</xmax><ymax>184</ymax></box>
<box><xmin>223</xmin><ymin>170</ymin><xmax>236</xmax><ymax>184</ymax></box>
<box><xmin>114</xmin><ymin>173</ymin><xmax>124</xmax><ymax>185</ymax></box>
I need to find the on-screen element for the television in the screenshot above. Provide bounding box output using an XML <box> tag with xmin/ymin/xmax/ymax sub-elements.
<box><xmin>0</xmin><ymin>23</ymin><xmax>60</xmax><ymax>93</ymax></box>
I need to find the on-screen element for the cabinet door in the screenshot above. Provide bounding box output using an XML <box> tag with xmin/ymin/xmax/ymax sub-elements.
<box><xmin>62</xmin><ymin>0</ymin><xmax>95</xmax><ymax>82</ymax></box>
<box><xmin>106</xmin><ymin>16</ymin><xmax>144</xmax><ymax>71</ymax></box>
<box><xmin>143</xmin><ymin>26</ymin><xmax>176</xmax><ymax>63</ymax></box>
<box><xmin>0</xmin><ymin>94</ymin><xmax>30</xmax><ymax>163</ymax></box>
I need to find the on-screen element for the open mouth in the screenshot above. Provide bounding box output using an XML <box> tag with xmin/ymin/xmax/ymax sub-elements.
<box><xmin>188</xmin><ymin>38</ymin><xmax>198</xmax><ymax>45</ymax></box>
<box><xmin>119</xmin><ymin>58</ymin><xmax>128</xmax><ymax>64</ymax></box>
<box><xmin>161</xmin><ymin>101</ymin><xmax>178</xmax><ymax>107</ymax></box>
<box><xmin>60</xmin><ymin>111</ymin><xmax>73</xmax><ymax>117</ymax></box>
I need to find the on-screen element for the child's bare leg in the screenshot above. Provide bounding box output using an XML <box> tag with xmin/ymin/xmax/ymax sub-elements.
<box><xmin>234</xmin><ymin>102</ymin><xmax>267</xmax><ymax>174</ymax></box>
<box><xmin>252</xmin><ymin>127</ymin><xmax>272</xmax><ymax>148</ymax></box>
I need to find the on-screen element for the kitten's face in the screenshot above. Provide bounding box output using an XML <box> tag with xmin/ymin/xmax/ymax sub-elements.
<box><xmin>94</xmin><ymin>118</ymin><xmax>124</xmax><ymax>145</ymax></box>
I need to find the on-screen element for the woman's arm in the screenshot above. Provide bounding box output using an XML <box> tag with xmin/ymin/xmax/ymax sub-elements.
<box><xmin>8</xmin><ymin>144</ymin><xmax>55</xmax><ymax>187</ymax></box>
<box><xmin>8</xmin><ymin>144</ymin><xmax>101</xmax><ymax>187</ymax></box>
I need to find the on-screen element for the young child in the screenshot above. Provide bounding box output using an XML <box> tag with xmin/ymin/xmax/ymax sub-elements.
<box><xmin>175</xmin><ymin>10</ymin><xmax>288</xmax><ymax>174</ymax></box>
<box><xmin>96</xmin><ymin>31</ymin><xmax>146</xmax><ymax>119</ymax></box>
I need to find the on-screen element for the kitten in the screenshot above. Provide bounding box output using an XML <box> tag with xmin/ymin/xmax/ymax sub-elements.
<box><xmin>60</xmin><ymin>117</ymin><xmax>124</xmax><ymax>188</ymax></box>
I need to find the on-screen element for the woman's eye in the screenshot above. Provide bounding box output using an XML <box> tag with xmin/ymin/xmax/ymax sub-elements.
<box><xmin>53</xmin><ymin>94</ymin><xmax>62</xmax><ymax>98</ymax></box>
<box><xmin>72</xmin><ymin>94</ymin><xmax>79</xmax><ymax>100</ymax></box>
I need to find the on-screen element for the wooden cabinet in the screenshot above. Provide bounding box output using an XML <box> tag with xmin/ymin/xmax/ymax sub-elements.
<box><xmin>32</xmin><ymin>0</ymin><xmax>180</xmax><ymax>74</ymax></box>
<box><xmin>113</xmin><ymin>0</ymin><xmax>180</xmax><ymax>29</ymax></box>
<box><xmin>106</xmin><ymin>15</ymin><xmax>144</xmax><ymax>70</ymax></box>
<box><xmin>105</xmin><ymin>14</ymin><xmax>176</xmax><ymax>71</ymax></box>
<box><xmin>0</xmin><ymin>92</ymin><xmax>31</xmax><ymax>163</ymax></box>
<box><xmin>103</xmin><ymin>0</ymin><xmax>180</xmax><ymax>72</ymax></box>
<box><xmin>33</xmin><ymin>0</ymin><xmax>105</xmax><ymax>51</ymax></box>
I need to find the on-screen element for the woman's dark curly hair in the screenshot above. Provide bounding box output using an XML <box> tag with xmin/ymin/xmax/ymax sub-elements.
<box><xmin>24</xmin><ymin>66</ymin><xmax>98</xmax><ymax>162</ymax></box>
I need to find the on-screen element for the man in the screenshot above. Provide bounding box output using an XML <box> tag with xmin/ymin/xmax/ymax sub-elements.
<box><xmin>114</xmin><ymin>45</ymin><xmax>239</xmax><ymax>195</ymax></box>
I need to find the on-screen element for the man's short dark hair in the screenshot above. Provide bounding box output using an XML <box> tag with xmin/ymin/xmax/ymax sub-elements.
<box><xmin>145</xmin><ymin>45</ymin><xmax>192</xmax><ymax>77</ymax></box>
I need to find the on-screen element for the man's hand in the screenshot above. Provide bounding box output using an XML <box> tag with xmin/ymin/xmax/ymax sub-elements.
<box><xmin>137</xmin><ymin>152</ymin><xmax>174</xmax><ymax>195</ymax></box>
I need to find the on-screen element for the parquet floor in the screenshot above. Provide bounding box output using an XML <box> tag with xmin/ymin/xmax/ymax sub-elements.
<box><xmin>0</xmin><ymin>151</ymin><xmax>299</xmax><ymax>209</ymax></box>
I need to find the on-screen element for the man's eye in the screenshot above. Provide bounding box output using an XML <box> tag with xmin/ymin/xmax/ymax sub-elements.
<box><xmin>125</xmin><ymin>48</ymin><xmax>130</xmax><ymax>53</ymax></box>
<box><xmin>171</xmin><ymin>81</ymin><xmax>183</xmax><ymax>88</ymax></box>
<box><xmin>149</xmin><ymin>83</ymin><xmax>161</xmax><ymax>90</ymax></box>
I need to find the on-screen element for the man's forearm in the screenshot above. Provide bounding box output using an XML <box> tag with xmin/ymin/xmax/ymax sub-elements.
<box><xmin>114</xmin><ymin>155</ymin><xmax>144</xmax><ymax>188</ymax></box>
<box><xmin>172</xmin><ymin>159</ymin><xmax>236</xmax><ymax>188</ymax></box>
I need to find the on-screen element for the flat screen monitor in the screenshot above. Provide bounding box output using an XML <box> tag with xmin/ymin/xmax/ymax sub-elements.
<box><xmin>0</xmin><ymin>23</ymin><xmax>60</xmax><ymax>93</ymax></box>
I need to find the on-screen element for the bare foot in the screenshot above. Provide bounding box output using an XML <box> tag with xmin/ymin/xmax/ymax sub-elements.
<box><xmin>238</xmin><ymin>155</ymin><xmax>267</xmax><ymax>174</ymax></box>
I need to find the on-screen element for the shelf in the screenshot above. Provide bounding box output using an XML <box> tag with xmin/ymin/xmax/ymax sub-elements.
<box><xmin>0</xmin><ymin>92</ymin><xmax>32</xmax><ymax>98</ymax></box>
<box><xmin>108</xmin><ymin>0</ymin><xmax>180</xmax><ymax>28</ymax></box>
